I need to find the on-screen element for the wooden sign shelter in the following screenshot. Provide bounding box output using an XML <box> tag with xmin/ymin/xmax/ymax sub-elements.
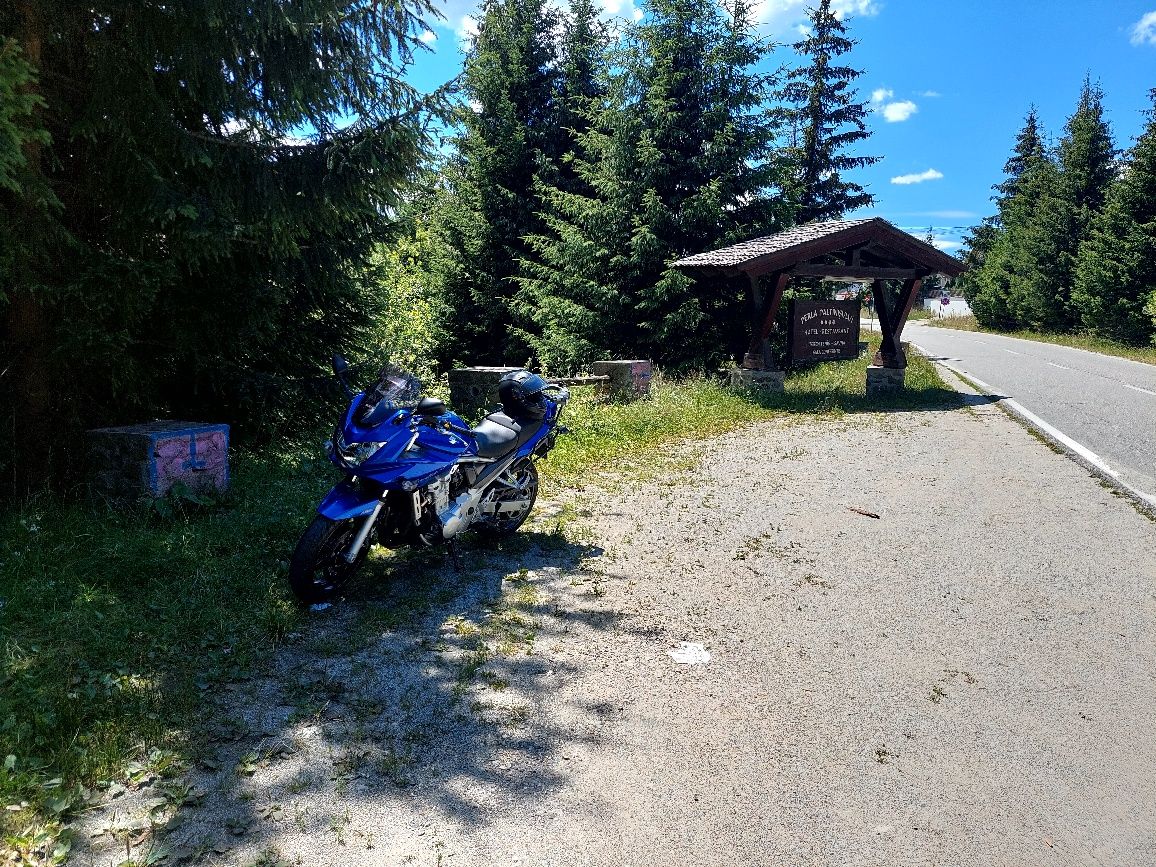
<box><xmin>671</xmin><ymin>218</ymin><xmax>966</xmax><ymax>371</ymax></box>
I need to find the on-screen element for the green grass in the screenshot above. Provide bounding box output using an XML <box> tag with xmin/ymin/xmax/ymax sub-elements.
<box><xmin>545</xmin><ymin>332</ymin><xmax>955</xmax><ymax>492</ymax></box>
<box><xmin>0</xmin><ymin>333</ymin><xmax>956</xmax><ymax>852</ymax></box>
<box><xmin>924</xmin><ymin>314</ymin><xmax>1156</xmax><ymax>366</ymax></box>
<box><xmin>0</xmin><ymin>449</ymin><xmax>335</xmax><ymax>856</ymax></box>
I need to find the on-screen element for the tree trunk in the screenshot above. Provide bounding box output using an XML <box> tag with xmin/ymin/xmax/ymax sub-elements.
<box><xmin>4</xmin><ymin>0</ymin><xmax>53</xmax><ymax>499</ymax></box>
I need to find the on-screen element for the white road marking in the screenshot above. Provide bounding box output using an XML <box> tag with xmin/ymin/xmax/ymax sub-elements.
<box><xmin>927</xmin><ymin>358</ymin><xmax>1119</xmax><ymax>477</ymax></box>
<box><xmin>1003</xmin><ymin>348</ymin><xmax>1022</xmax><ymax>355</ymax></box>
<box><xmin>1001</xmin><ymin>398</ymin><xmax>1121</xmax><ymax>478</ymax></box>
<box><xmin>1047</xmin><ymin>362</ymin><xmax>1071</xmax><ymax>370</ymax></box>
<box><xmin>909</xmin><ymin>343</ymin><xmax>1156</xmax><ymax>511</ymax></box>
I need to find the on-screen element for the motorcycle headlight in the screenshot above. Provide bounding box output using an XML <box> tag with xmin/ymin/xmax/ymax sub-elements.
<box><xmin>334</xmin><ymin>432</ymin><xmax>384</xmax><ymax>466</ymax></box>
<box><xmin>348</xmin><ymin>442</ymin><xmax>384</xmax><ymax>464</ymax></box>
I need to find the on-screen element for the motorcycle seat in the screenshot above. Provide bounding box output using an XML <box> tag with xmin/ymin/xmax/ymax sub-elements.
<box><xmin>472</xmin><ymin>411</ymin><xmax>544</xmax><ymax>458</ymax></box>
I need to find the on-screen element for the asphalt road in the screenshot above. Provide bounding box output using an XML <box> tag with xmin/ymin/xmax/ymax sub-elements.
<box><xmin>870</xmin><ymin>318</ymin><xmax>1156</xmax><ymax>505</ymax></box>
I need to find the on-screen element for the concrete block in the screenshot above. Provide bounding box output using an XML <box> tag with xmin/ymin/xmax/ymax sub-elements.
<box><xmin>591</xmin><ymin>360</ymin><xmax>652</xmax><ymax>400</ymax></box>
<box><xmin>87</xmin><ymin>421</ymin><xmax>229</xmax><ymax>505</ymax></box>
<box><xmin>866</xmin><ymin>365</ymin><xmax>906</xmax><ymax>396</ymax></box>
<box><xmin>729</xmin><ymin>368</ymin><xmax>785</xmax><ymax>392</ymax></box>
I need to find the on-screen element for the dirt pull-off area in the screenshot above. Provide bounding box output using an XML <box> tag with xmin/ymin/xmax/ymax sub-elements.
<box><xmin>77</xmin><ymin>393</ymin><xmax>1156</xmax><ymax>866</ymax></box>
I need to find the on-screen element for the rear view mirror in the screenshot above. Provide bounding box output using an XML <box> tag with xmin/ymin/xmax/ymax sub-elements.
<box><xmin>332</xmin><ymin>355</ymin><xmax>354</xmax><ymax>396</ymax></box>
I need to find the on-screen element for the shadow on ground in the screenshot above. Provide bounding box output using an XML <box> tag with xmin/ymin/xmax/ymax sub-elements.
<box><xmin>739</xmin><ymin>382</ymin><xmax>981</xmax><ymax>415</ymax></box>
<box><xmin>81</xmin><ymin>524</ymin><xmax>637</xmax><ymax>863</ymax></box>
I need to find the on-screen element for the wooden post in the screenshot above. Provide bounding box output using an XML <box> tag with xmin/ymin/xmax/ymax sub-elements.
<box><xmin>871</xmin><ymin>279</ymin><xmax>898</xmax><ymax>367</ymax></box>
<box><xmin>742</xmin><ymin>270</ymin><xmax>789</xmax><ymax>370</ymax></box>
<box><xmin>742</xmin><ymin>272</ymin><xmax>764</xmax><ymax>370</ymax></box>
<box><xmin>885</xmin><ymin>276</ymin><xmax>924</xmax><ymax>369</ymax></box>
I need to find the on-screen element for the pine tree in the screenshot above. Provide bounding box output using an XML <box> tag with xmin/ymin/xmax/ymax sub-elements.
<box><xmin>432</xmin><ymin>0</ymin><xmax>561</xmax><ymax>367</ymax></box>
<box><xmin>516</xmin><ymin>0</ymin><xmax>787</xmax><ymax>372</ymax></box>
<box><xmin>1073</xmin><ymin>89</ymin><xmax>1156</xmax><ymax>345</ymax></box>
<box><xmin>555</xmin><ymin>0</ymin><xmax>607</xmax><ymax>188</ymax></box>
<box><xmin>0</xmin><ymin>0</ymin><xmax>442</xmax><ymax>496</ymax></box>
<box><xmin>965</xmin><ymin>108</ymin><xmax>1051</xmax><ymax>330</ymax></box>
<box><xmin>781</xmin><ymin>0</ymin><xmax>879</xmax><ymax>224</ymax></box>
<box><xmin>993</xmin><ymin>107</ymin><xmax>1048</xmax><ymax>203</ymax></box>
<box><xmin>0</xmin><ymin>36</ymin><xmax>48</xmax><ymax>199</ymax></box>
<box><xmin>1008</xmin><ymin>79</ymin><xmax>1115</xmax><ymax>331</ymax></box>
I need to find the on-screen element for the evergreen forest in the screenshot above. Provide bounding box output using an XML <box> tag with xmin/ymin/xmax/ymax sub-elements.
<box><xmin>4</xmin><ymin>0</ymin><xmax>1156</xmax><ymax>499</ymax></box>
<box><xmin>959</xmin><ymin>81</ymin><xmax>1156</xmax><ymax>348</ymax></box>
<box><xmin>0</xmin><ymin>0</ymin><xmax>881</xmax><ymax>497</ymax></box>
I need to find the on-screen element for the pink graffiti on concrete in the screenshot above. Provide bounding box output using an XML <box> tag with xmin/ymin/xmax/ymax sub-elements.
<box><xmin>154</xmin><ymin>428</ymin><xmax>228</xmax><ymax>496</ymax></box>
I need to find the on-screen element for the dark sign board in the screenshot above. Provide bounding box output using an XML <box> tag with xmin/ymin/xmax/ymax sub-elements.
<box><xmin>789</xmin><ymin>300</ymin><xmax>861</xmax><ymax>363</ymax></box>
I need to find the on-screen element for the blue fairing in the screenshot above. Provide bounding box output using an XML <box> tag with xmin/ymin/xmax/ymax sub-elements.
<box><xmin>318</xmin><ymin>481</ymin><xmax>382</xmax><ymax>521</ymax></box>
<box><xmin>318</xmin><ymin>390</ymin><xmax>563</xmax><ymax>520</ymax></box>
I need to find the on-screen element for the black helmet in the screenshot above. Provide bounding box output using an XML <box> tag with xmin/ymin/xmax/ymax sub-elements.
<box><xmin>498</xmin><ymin>370</ymin><xmax>549</xmax><ymax>419</ymax></box>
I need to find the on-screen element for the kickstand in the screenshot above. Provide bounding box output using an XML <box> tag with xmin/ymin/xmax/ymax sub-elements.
<box><xmin>448</xmin><ymin>539</ymin><xmax>463</xmax><ymax>573</ymax></box>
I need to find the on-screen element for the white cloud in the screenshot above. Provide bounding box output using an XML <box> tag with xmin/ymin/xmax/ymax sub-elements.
<box><xmin>920</xmin><ymin>90</ymin><xmax>942</xmax><ymax>98</ymax></box>
<box><xmin>754</xmin><ymin>0</ymin><xmax>879</xmax><ymax>35</ymax></box>
<box><xmin>596</xmin><ymin>0</ymin><xmax>643</xmax><ymax>24</ymax></box>
<box><xmin>456</xmin><ymin>14</ymin><xmax>478</xmax><ymax>40</ymax></box>
<box><xmin>931</xmin><ymin>239</ymin><xmax>962</xmax><ymax>251</ymax></box>
<box><xmin>870</xmin><ymin>88</ymin><xmax>917</xmax><ymax>122</ymax></box>
<box><xmin>882</xmin><ymin>100</ymin><xmax>918</xmax><ymax>122</ymax></box>
<box><xmin>418</xmin><ymin>29</ymin><xmax>437</xmax><ymax>43</ymax></box>
<box><xmin>1130</xmin><ymin>11</ymin><xmax>1156</xmax><ymax>45</ymax></box>
<box><xmin>891</xmin><ymin>168</ymin><xmax>944</xmax><ymax>185</ymax></box>
<box><xmin>438</xmin><ymin>0</ymin><xmax>642</xmax><ymax>42</ymax></box>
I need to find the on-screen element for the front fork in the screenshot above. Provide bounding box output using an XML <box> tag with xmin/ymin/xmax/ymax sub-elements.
<box><xmin>341</xmin><ymin>490</ymin><xmax>425</xmax><ymax>563</ymax></box>
<box><xmin>342</xmin><ymin>499</ymin><xmax>386</xmax><ymax>564</ymax></box>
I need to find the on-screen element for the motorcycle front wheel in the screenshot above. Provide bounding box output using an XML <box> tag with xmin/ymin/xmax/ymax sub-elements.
<box><xmin>288</xmin><ymin>515</ymin><xmax>367</xmax><ymax>604</ymax></box>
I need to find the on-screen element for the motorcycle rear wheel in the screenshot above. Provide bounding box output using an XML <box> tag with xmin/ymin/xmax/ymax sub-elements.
<box><xmin>477</xmin><ymin>459</ymin><xmax>539</xmax><ymax>538</ymax></box>
<box><xmin>288</xmin><ymin>515</ymin><xmax>366</xmax><ymax>604</ymax></box>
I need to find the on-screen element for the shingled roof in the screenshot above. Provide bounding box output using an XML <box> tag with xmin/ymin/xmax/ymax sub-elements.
<box><xmin>671</xmin><ymin>217</ymin><xmax>966</xmax><ymax>277</ymax></box>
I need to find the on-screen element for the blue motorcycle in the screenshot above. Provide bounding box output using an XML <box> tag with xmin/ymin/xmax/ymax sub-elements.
<box><xmin>288</xmin><ymin>360</ymin><xmax>570</xmax><ymax>603</ymax></box>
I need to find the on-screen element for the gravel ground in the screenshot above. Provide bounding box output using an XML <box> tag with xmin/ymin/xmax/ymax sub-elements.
<box><xmin>75</xmin><ymin>384</ymin><xmax>1156</xmax><ymax>867</ymax></box>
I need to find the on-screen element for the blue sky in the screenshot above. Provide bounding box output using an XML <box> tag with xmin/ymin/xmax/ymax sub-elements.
<box><xmin>406</xmin><ymin>0</ymin><xmax>1156</xmax><ymax>253</ymax></box>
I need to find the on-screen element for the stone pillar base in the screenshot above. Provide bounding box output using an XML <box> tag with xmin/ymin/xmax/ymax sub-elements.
<box><xmin>591</xmin><ymin>360</ymin><xmax>652</xmax><ymax>400</ymax></box>
<box><xmin>866</xmin><ymin>365</ymin><xmax>905</xmax><ymax>396</ymax></box>
<box><xmin>729</xmin><ymin>368</ymin><xmax>785</xmax><ymax>392</ymax></box>
<box><xmin>448</xmin><ymin>366</ymin><xmax>521</xmax><ymax>419</ymax></box>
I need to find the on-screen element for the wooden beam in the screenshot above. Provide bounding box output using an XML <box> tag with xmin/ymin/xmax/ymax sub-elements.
<box><xmin>742</xmin><ymin>270</ymin><xmax>789</xmax><ymax>370</ymax></box>
<box><xmin>871</xmin><ymin>279</ymin><xmax>897</xmax><ymax>367</ymax></box>
<box><xmin>741</xmin><ymin>272</ymin><xmax>764</xmax><ymax>370</ymax></box>
<box><xmin>739</xmin><ymin>221</ymin><xmax>883</xmax><ymax>278</ymax></box>
<box><xmin>790</xmin><ymin>265</ymin><xmax>922</xmax><ymax>280</ymax></box>
<box><xmin>886</xmin><ymin>277</ymin><xmax>923</xmax><ymax>369</ymax></box>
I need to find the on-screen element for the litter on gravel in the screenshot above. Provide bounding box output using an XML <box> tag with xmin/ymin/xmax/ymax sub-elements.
<box><xmin>667</xmin><ymin>642</ymin><xmax>711</xmax><ymax>665</ymax></box>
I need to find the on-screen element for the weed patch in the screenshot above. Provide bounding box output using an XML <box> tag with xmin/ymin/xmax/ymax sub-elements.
<box><xmin>544</xmin><ymin>333</ymin><xmax>957</xmax><ymax>495</ymax></box>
